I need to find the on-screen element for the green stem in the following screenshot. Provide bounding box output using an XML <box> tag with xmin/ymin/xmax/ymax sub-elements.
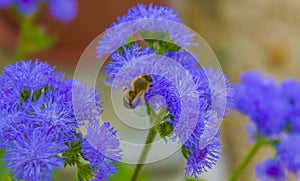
<box><xmin>131</xmin><ymin>127</ymin><xmax>157</xmax><ymax>181</ymax></box>
<box><xmin>228</xmin><ymin>138</ymin><xmax>266</xmax><ymax>181</ymax></box>
<box><xmin>13</xmin><ymin>15</ymin><xmax>34</xmax><ymax>61</ymax></box>
<box><xmin>131</xmin><ymin>106</ymin><xmax>168</xmax><ymax>181</ymax></box>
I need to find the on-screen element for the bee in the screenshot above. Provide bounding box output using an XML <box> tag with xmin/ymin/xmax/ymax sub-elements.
<box><xmin>122</xmin><ymin>74</ymin><xmax>153</xmax><ymax>109</ymax></box>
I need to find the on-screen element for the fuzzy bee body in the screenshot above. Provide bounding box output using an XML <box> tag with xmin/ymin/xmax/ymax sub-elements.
<box><xmin>122</xmin><ymin>74</ymin><xmax>153</xmax><ymax>109</ymax></box>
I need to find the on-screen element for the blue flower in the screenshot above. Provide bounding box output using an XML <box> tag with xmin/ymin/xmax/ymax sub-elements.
<box><xmin>97</xmin><ymin>4</ymin><xmax>196</xmax><ymax>58</ymax></box>
<box><xmin>0</xmin><ymin>0</ymin><xmax>13</xmax><ymax>8</ymax></box>
<box><xmin>0</xmin><ymin>60</ymin><xmax>122</xmax><ymax>179</ymax></box>
<box><xmin>0</xmin><ymin>59</ymin><xmax>56</xmax><ymax>93</ymax></box>
<box><xmin>113</xmin><ymin>3</ymin><xmax>183</xmax><ymax>25</ymax></box>
<box><xmin>48</xmin><ymin>0</ymin><xmax>77</xmax><ymax>22</ymax></box>
<box><xmin>3</xmin><ymin>126</ymin><xmax>66</xmax><ymax>181</ymax></box>
<box><xmin>0</xmin><ymin>0</ymin><xmax>77</xmax><ymax>22</ymax></box>
<box><xmin>103</xmin><ymin>45</ymin><xmax>233</xmax><ymax>177</ymax></box>
<box><xmin>255</xmin><ymin>158</ymin><xmax>286</xmax><ymax>181</ymax></box>
<box><xmin>184</xmin><ymin>134</ymin><xmax>221</xmax><ymax>177</ymax></box>
<box><xmin>28</xmin><ymin>90</ymin><xmax>77</xmax><ymax>143</ymax></box>
<box><xmin>234</xmin><ymin>71</ymin><xmax>287</xmax><ymax>137</ymax></box>
<box><xmin>277</xmin><ymin>135</ymin><xmax>300</xmax><ymax>174</ymax></box>
<box><xmin>278</xmin><ymin>79</ymin><xmax>300</xmax><ymax>133</ymax></box>
<box><xmin>81</xmin><ymin>121</ymin><xmax>122</xmax><ymax>180</ymax></box>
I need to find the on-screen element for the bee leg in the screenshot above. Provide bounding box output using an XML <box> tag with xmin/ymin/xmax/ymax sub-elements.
<box><xmin>122</xmin><ymin>86</ymin><xmax>129</xmax><ymax>92</ymax></box>
<box><xmin>139</xmin><ymin>92</ymin><xmax>146</xmax><ymax>105</ymax></box>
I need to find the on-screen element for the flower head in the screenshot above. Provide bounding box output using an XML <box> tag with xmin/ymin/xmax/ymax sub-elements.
<box><xmin>3</xmin><ymin>126</ymin><xmax>66</xmax><ymax>181</ymax></box>
<box><xmin>81</xmin><ymin>121</ymin><xmax>122</xmax><ymax>180</ymax></box>
<box><xmin>277</xmin><ymin>135</ymin><xmax>300</xmax><ymax>174</ymax></box>
<box><xmin>234</xmin><ymin>71</ymin><xmax>287</xmax><ymax>137</ymax></box>
<box><xmin>255</xmin><ymin>158</ymin><xmax>286</xmax><ymax>181</ymax></box>
<box><xmin>0</xmin><ymin>60</ymin><xmax>122</xmax><ymax>180</ymax></box>
<box><xmin>104</xmin><ymin>44</ymin><xmax>232</xmax><ymax>177</ymax></box>
<box><xmin>184</xmin><ymin>134</ymin><xmax>221</xmax><ymax>177</ymax></box>
<box><xmin>97</xmin><ymin>4</ymin><xmax>196</xmax><ymax>58</ymax></box>
<box><xmin>0</xmin><ymin>0</ymin><xmax>77</xmax><ymax>22</ymax></box>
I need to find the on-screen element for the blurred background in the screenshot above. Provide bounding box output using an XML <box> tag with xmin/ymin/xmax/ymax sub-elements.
<box><xmin>1</xmin><ymin>0</ymin><xmax>300</xmax><ymax>180</ymax></box>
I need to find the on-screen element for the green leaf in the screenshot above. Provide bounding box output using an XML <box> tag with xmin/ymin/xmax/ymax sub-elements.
<box><xmin>20</xmin><ymin>89</ymin><xmax>31</xmax><ymax>102</ymax></box>
<box><xmin>14</xmin><ymin>15</ymin><xmax>56</xmax><ymax>61</ymax></box>
<box><xmin>0</xmin><ymin>150</ymin><xmax>14</xmax><ymax>181</ymax></box>
<box><xmin>63</xmin><ymin>141</ymin><xmax>82</xmax><ymax>167</ymax></box>
<box><xmin>140</xmin><ymin>31</ymin><xmax>181</xmax><ymax>55</ymax></box>
<box><xmin>156</xmin><ymin>121</ymin><xmax>173</xmax><ymax>139</ymax></box>
<box><xmin>181</xmin><ymin>145</ymin><xmax>190</xmax><ymax>160</ymax></box>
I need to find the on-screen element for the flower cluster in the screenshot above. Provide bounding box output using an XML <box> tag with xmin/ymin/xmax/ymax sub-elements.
<box><xmin>99</xmin><ymin>4</ymin><xmax>233</xmax><ymax>178</ymax></box>
<box><xmin>235</xmin><ymin>71</ymin><xmax>300</xmax><ymax>180</ymax></box>
<box><xmin>0</xmin><ymin>60</ymin><xmax>122</xmax><ymax>180</ymax></box>
<box><xmin>0</xmin><ymin>0</ymin><xmax>77</xmax><ymax>22</ymax></box>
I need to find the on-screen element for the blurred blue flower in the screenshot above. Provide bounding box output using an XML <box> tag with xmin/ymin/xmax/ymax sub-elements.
<box><xmin>0</xmin><ymin>0</ymin><xmax>13</xmax><ymax>8</ymax></box>
<box><xmin>0</xmin><ymin>0</ymin><xmax>77</xmax><ymax>22</ymax></box>
<box><xmin>3</xmin><ymin>126</ymin><xmax>66</xmax><ymax>181</ymax></box>
<box><xmin>277</xmin><ymin>135</ymin><xmax>300</xmax><ymax>174</ymax></box>
<box><xmin>48</xmin><ymin>0</ymin><xmax>77</xmax><ymax>22</ymax></box>
<box><xmin>234</xmin><ymin>71</ymin><xmax>287</xmax><ymax>137</ymax></box>
<box><xmin>278</xmin><ymin>79</ymin><xmax>300</xmax><ymax>133</ymax></box>
<box><xmin>255</xmin><ymin>158</ymin><xmax>286</xmax><ymax>181</ymax></box>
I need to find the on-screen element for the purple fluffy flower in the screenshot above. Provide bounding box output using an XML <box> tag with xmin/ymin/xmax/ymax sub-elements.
<box><xmin>48</xmin><ymin>0</ymin><xmax>77</xmax><ymax>22</ymax></box>
<box><xmin>184</xmin><ymin>134</ymin><xmax>221</xmax><ymax>177</ymax></box>
<box><xmin>3</xmin><ymin>126</ymin><xmax>67</xmax><ymax>181</ymax></box>
<box><xmin>0</xmin><ymin>0</ymin><xmax>77</xmax><ymax>22</ymax></box>
<box><xmin>255</xmin><ymin>158</ymin><xmax>286</xmax><ymax>181</ymax></box>
<box><xmin>81</xmin><ymin>121</ymin><xmax>122</xmax><ymax>180</ymax></box>
<box><xmin>0</xmin><ymin>60</ymin><xmax>122</xmax><ymax>180</ymax></box>
<box><xmin>235</xmin><ymin>71</ymin><xmax>287</xmax><ymax>137</ymax></box>
<box><xmin>97</xmin><ymin>4</ymin><xmax>196</xmax><ymax>58</ymax></box>
<box><xmin>103</xmin><ymin>44</ymin><xmax>233</xmax><ymax>177</ymax></box>
<box><xmin>0</xmin><ymin>0</ymin><xmax>13</xmax><ymax>8</ymax></box>
<box><xmin>277</xmin><ymin>135</ymin><xmax>300</xmax><ymax>174</ymax></box>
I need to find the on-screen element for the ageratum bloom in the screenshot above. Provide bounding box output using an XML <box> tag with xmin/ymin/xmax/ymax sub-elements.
<box><xmin>0</xmin><ymin>0</ymin><xmax>77</xmax><ymax>22</ymax></box>
<box><xmin>81</xmin><ymin>121</ymin><xmax>122</xmax><ymax>180</ymax></box>
<box><xmin>97</xmin><ymin>4</ymin><xmax>196</xmax><ymax>58</ymax></box>
<box><xmin>277</xmin><ymin>135</ymin><xmax>300</xmax><ymax>174</ymax></box>
<box><xmin>234</xmin><ymin>71</ymin><xmax>287</xmax><ymax>137</ymax></box>
<box><xmin>255</xmin><ymin>159</ymin><xmax>286</xmax><ymax>181</ymax></box>
<box><xmin>103</xmin><ymin>44</ymin><xmax>233</xmax><ymax>177</ymax></box>
<box><xmin>0</xmin><ymin>60</ymin><xmax>122</xmax><ymax>180</ymax></box>
<box><xmin>3</xmin><ymin>126</ymin><xmax>66</xmax><ymax>181</ymax></box>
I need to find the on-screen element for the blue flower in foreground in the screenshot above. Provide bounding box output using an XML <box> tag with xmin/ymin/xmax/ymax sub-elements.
<box><xmin>3</xmin><ymin>126</ymin><xmax>66</xmax><ymax>181</ymax></box>
<box><xmin>0</xmin><ymin>60</ymin><xmax>122</xmax><ymax>180</ymax></box>
<box><xmin>113</xmin><ymin>3</ymin><xmax>183</xmax><ymax>25</ymax></box>
<box><xmin>104</xmin><ymin>45</ymin><xmax>233</xmax><ymax>177</ymax></box>
<box><xmin>81</xmin><ymin>121</ymin><xmax>122</xmax><ymax>180</ymax></box>
<box><xmin>97</xmin><ymin>4</ymin><xmax>196</xmax><ymax>58</ymax></box>
<box><xmin>184</xmin><ymin>134</ymin><xmax>221</xmax><ymax>177</ymax></box>
<box><xmin>0</xmin><ymin>0</ymin><xmax>77</xmax><ymax>22</ymax></box>
<box><xmin>255</xmin><ymin>159</ymin><xmax>286</xmax><ymax>181</ymax></box>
